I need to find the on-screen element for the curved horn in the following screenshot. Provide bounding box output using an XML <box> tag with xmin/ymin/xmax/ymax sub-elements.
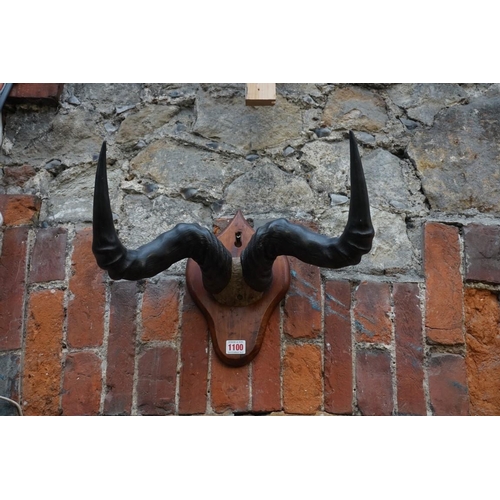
<box><xmin>92</xmin><ymin>142</ymin><xmax>232</xmax><ymax>294</ymax></box>
<box><xmin>241</xmin><ymin>131</ymin><xmax>375</xmax><ymax>292</ymax></box>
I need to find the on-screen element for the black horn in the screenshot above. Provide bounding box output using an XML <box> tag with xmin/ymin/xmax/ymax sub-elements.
<box><xmin>92</xmin><ymin>141</ymin><xmax>232</xmax><ymax>294</ymax></box>
<box><xmin>240</xmin><ymin>131</ymin><xmax>375</xmax><ymax>292</ymax></box>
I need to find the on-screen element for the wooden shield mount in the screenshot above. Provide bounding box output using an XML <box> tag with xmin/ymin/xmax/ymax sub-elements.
<box><xmin>186</xmin><ymin>211</ymin><xmax>290</xmax><ymax>367</ymax></box>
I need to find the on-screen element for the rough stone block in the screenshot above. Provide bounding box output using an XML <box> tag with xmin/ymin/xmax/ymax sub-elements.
<box><xmin>62</xmin><ymin>351</ymin><xmax>102</xmax><ymax>416</ymax></box>
<box><xmin>23</xmin><ymin>289</ymin><xmax>64</xmax><ymax>415</ymax></box>
<box><xmin>354</xmin><ymin>281</ymin><xmax>392</xmax><ymax>344</ymax></box>
<box><xmin>428</xmin><ymin>353</ymin><xmax>469</xmax><ymax>416</ymax></box>
<box><xmin>67</xmin><ymin>228</ymin><xmax>106</xmax><ymax>348</ymax></box>
<box><xmin>0</xmin><ymin>227</ymin><xmax>28</xmax><ymax>351</ymax></box>
<box><xmin>356</xmin><ymin>348</ymin><xmax>393</xmax><ymax>416</ymax></box>
<box><xmin>464</xmin><ymin>224</ymin><xmax>500</xmax><ymax>284</ymax></box>
<box><xmin>424</xmin><ymin>223</ymin><xmax>464</xmax><ymax>344</ymax></box>
<box><xmin>324</xmin><ymin>281</ymin><xmax>352</xmax><ymax>415</ymax></box>
<box><xmin>409</xmin><ymin>96</ymin><xmax>500</xmax><ymax>212</ymax></box>
<box><xmin>465</xmin><ymin>288</ymin><xmax>500</xmax><ymax>415</ymax></box>
<box><xmin>283</xmin><ymin>344</ymin><xmax>322</xmax><ymax>415</ymax></box>
<box><xmin>252</xmin><ymin>307</ymin><xmax>281</xmax><ymax>413</ymax></box>
<box><xmin>323</xmin><ymin>86</ymin><xmax>388</xmax><ymax>132</ymax></box>
<box><xmin>104</xmin><ymin>281</ymin><xmax>137</xmax><ymax>415</ymax></box>
<box><xmin>394</xmin><ymin>283</ymin><xmax>426</xmax><ymax>415</ymax></box>
<box><xmin>137</xmin><ymin>346</ymin><xmax>177</xmax><ymax>416</ymax></box>
<box><xmin>178</xmin><ymin>292</ymin><xmax>209</xmax><ymax>415</ymax></box>
<box><xmin>29</xmin><ymin>227</ymin><xmax>67</xmax><ymax>282</ymax></box>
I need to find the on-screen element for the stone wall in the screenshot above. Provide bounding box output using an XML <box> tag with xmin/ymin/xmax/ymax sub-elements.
<box><xmin>1</xmin><ymin>83</ymin><xmax>499</xmax><ymax>415</ymax></box>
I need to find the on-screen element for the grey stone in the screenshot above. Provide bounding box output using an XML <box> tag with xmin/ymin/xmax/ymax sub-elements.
<box><xmin>117</xmin><ymin>194</ymin><xmax>212</xmax><ymax>251</ymax></box>
<box><xmin>44</xmin><ymin>159</ymin><xmax>63</xmax><ymax>175</ymax></box>
<box><xmin>192</xmin><ymin>90</ymin><xmax>303</xmax><ymax>152</ymax></box>
<box><xmin>283</xmin><ymin>146</ymin><xmax>295</xmax><ymax>157</ymax></box>
<box><xmin>362</xmin><ymin>148</ymin><xmax>427</xmax><ymax>214</ymax></box>
<box><xmin>329</xmin><ymin>193</ymin><xmax>349</xmax><ymax>206</ymax></box>
<box><xmin>2</xmin><ymin>107</ymin><xmax>102</xmax><ymax>166</ymax></box>
<box><xmin>314</xmin><ymin>127</ymin><xmax>331</xmax><ymax>138</ymax></box>
<box><xmin>318</xmin><ymin>206</ymin><xmax>417</xmax><ymax>274</ymax></box>
<box><xmin>323</xmin><ymin>86</ymin><xmax>388</xmax><ymax>133</ymax></box>
<box><xmin>47</xmin><ymin>163</ymin><xmax>122</xmax><ymax>222</ymax></box>
<box><xmin>68</xmin><ymin>95</ymin><xmax>81</xmax><ymax>106</ymax></box>
<box><xmin>245</xmin><ymin>154</ymin><xmax>259</xmax><ymax>162</ymax></box>
<box><xmin>387</xmin><ymin>84</ymin><xmax>467</xmax><ymax>126</ymax></box>
<box><xmin>408</xmin><ymin>96</ymin><xmax>500</xmax><ymax>213</ymax></box>
<box><xmin>116</xmin><ymin>105</ymin><xmax>180</xmax><ymax>147</ymax></box>
<box><xmin>104</xmin><ymin>122</ymin><xmax>119</xmax><ymax>133</ymax></box>
<box><xmin>70</xmin><ymin>83</ymin><xmax>142</xmax><ymax>112</ymax></box>
<box><xmin>301</xmin><ymin>140</ymin><xmax>351</xmax><ymax>194</ymax></box>
<box><xmin>224</xmin><ymin>161</ymin><xmax>315</xmax><ymax>215</ymax></box>
<box><xmin>116</xmin><ymin>104</ymin><xmax>136</xmax><ymax>114</ymax></box>
<box><xmin>129</xmin><ymin>138</ymin><xmax>247</xmax><ymax>204</ymax></box>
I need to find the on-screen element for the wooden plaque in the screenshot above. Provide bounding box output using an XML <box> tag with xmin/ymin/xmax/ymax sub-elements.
<box><xmin>186</xmin><ymin>212</ymin><xmax>289</xmax><ymax>366</ymax></box>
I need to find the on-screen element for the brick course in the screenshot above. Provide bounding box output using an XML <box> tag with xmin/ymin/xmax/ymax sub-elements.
<box><xmin>62</xmin><ymin>351</ymin><xmax>102</xmax><ymax>416</ymax></box>
<box><xmin>394</xmin><ymin>283</ymin><xmax>426</xmax><ymax>415</ymax></box>
<box><xmin>67</xmin><ymin>228</ymin><xmax>106</xmax><ymax>348</ymax></box>
<box><xmin>324</xmin><ymin>280</ymin><xmax>352</xmax><ymax>414</ymax></box>
<box><xmin>424</xmin><ymin>222</ymin><xmax>464</xmax><ymax>345</ymax></box>
<box><xmin>2</xmin><ymin>188</ymin><xmax>498</xmax><ymax>416</ymax></box>
<box><xmin>356</xmin><ymin>347</ymin><xmax>394</xmax><ymax>416</ymax></box>
<box><xmin>0</xmin><ymin>227</ymin><xmax>29</xmax><ymax>351</ymax></box>
<box><xmin>23</xmin><ymin>289</ymin><xmax>64</xmax><ymax>416</ymax></box>
<box><xmin>104</xmin><ymin>281</ymin><xmax>137</xmax><ymax>415</ymax></box>
<box><xmin>428</xmin><ymin>353</ymin><xmax>469</xmax><ymax>416</ymax></box>
<box><xmin>283</xmin><ymin>344</ymin><xmax>322</xmax><ymax>415</ymax></box>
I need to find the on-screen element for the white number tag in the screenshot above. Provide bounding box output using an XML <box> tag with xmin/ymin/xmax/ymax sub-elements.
<box><xmin>226</xmin><ymin>340</ymin><xmax>246</xmax><ymax>354</ymax></box>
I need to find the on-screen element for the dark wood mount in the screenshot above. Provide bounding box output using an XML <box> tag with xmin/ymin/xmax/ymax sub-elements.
<box><xmin>186</xmin><ymin>211</ymin><xmax>290</xmax><ymax>367</ymax></box>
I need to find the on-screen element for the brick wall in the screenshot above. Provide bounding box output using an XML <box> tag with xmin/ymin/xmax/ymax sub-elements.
<box><xmin>1</xmin><ymin>193</ymin><xmax>499</xmax><ymax>415</ymax></box>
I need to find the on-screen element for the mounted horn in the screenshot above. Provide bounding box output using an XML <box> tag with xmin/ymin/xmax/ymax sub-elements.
<box><xmin>92</xmin><ymin>141</ymin><xmax>232</xmax><ymax>294</ymax></box>
<box><xmin>240</xmin><ymin>131</ymin><xmax>375</xmax><ymax>292</ymax></box>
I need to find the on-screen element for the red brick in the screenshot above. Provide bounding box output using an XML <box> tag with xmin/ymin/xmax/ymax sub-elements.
<box><xmin>428</xmin><ymin>353</ymin><xmax>469</xmax><ymax>416</ymax></box>
<box><xmin>464</xmin><ymin>224</ymin><xmax>500</xmax><ymax>284</ymax></box>
<box><xmin>324</xmin><ymin>280</ymin><xmax>352</xmax><ymax>414</ymax></box>
<box><xmin>356</xmin><ymin>348</ymin><xmax>393</xmax><ymax>415</ymax></box>
<box><xmin>394</xmin><ymin>283</ymin><xmax>426</xmax><ymax>415</ymax></box>
<box><xmin>178</xmin><ymin>291</ymin><xmax>209</xmax><ymax>415</ymax></box>
<box><xmin>0</xmin><ymin>194</ymin><xmax>41</xmax><ymax>226</ymax></box>
<box><xmin>283</xmin><ymin>257</ymin><xmax>322</xmax><ymax>339</ymax></box>
<box><xmin>464</xmin><ymin>288</ymin><xmax>500</xmax><ymax>415</ymax></box>
<box><xmin>283</xmin><ymin>344</ymin><xmax>322</xmax><ymax>414</ymax></box>
<box><xmin>252</xmin><ymin>306</ymin><xmax>281</xmax><ymax>413</ymax></box>
<box><xmin>23</xmin><ymin>289</ymin><xmax>64</xmax><ymax>415</ymax></box>
<box><xmin>8</xmin><ymin>83</ymin><xmax>64</xmax><ymax>104</ymax></box>
<box><xmin>211</xmin><ymin>349</ymin><xmax>250</xmax><ymax>414</ymax></box>
<box><xmin>29</xmin><ymin>227</ymin><xmax>67</xmax><ymax>282</ymax></box>
<box><xmin>142</xmin><ymin>277</ymin><xmax>180</xmax><ymax>342</ymax></box>
<box><xmin>2</xmin><ymin>165</ymin><xmax>37</xmax><ymax>187</ymax></box>
<box><xmin>137</xmin><ymin>346</ymin><xmax>177</xmax><ymax>415</ymax></box>
<box><xmin>67</xmin><ymin>228</ymin><xmax>106</xmax><ymax>348</ymax></box>
<box><xmin>424</xmin><ymin>223</ymin><xmax>464</xmax><ymax>344</ymax></box>
<box><xmin>104</xmin><ymin>281</ymin><xmax>137</xmax><ymax>415</ymax></box>
<box><xmin>354</xmin><ymin>281</ymin><xmax>392</xmax><ymax>344</ymax></box>
<box><xmin>62</xmin><ymin>351</ymin><xmax>102</xmax><ymax>416</ymax></box>
<box><xmin>0</xmin><ymin>227</ymin><xmax>29</xmax><ymax>350</ymax></box>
